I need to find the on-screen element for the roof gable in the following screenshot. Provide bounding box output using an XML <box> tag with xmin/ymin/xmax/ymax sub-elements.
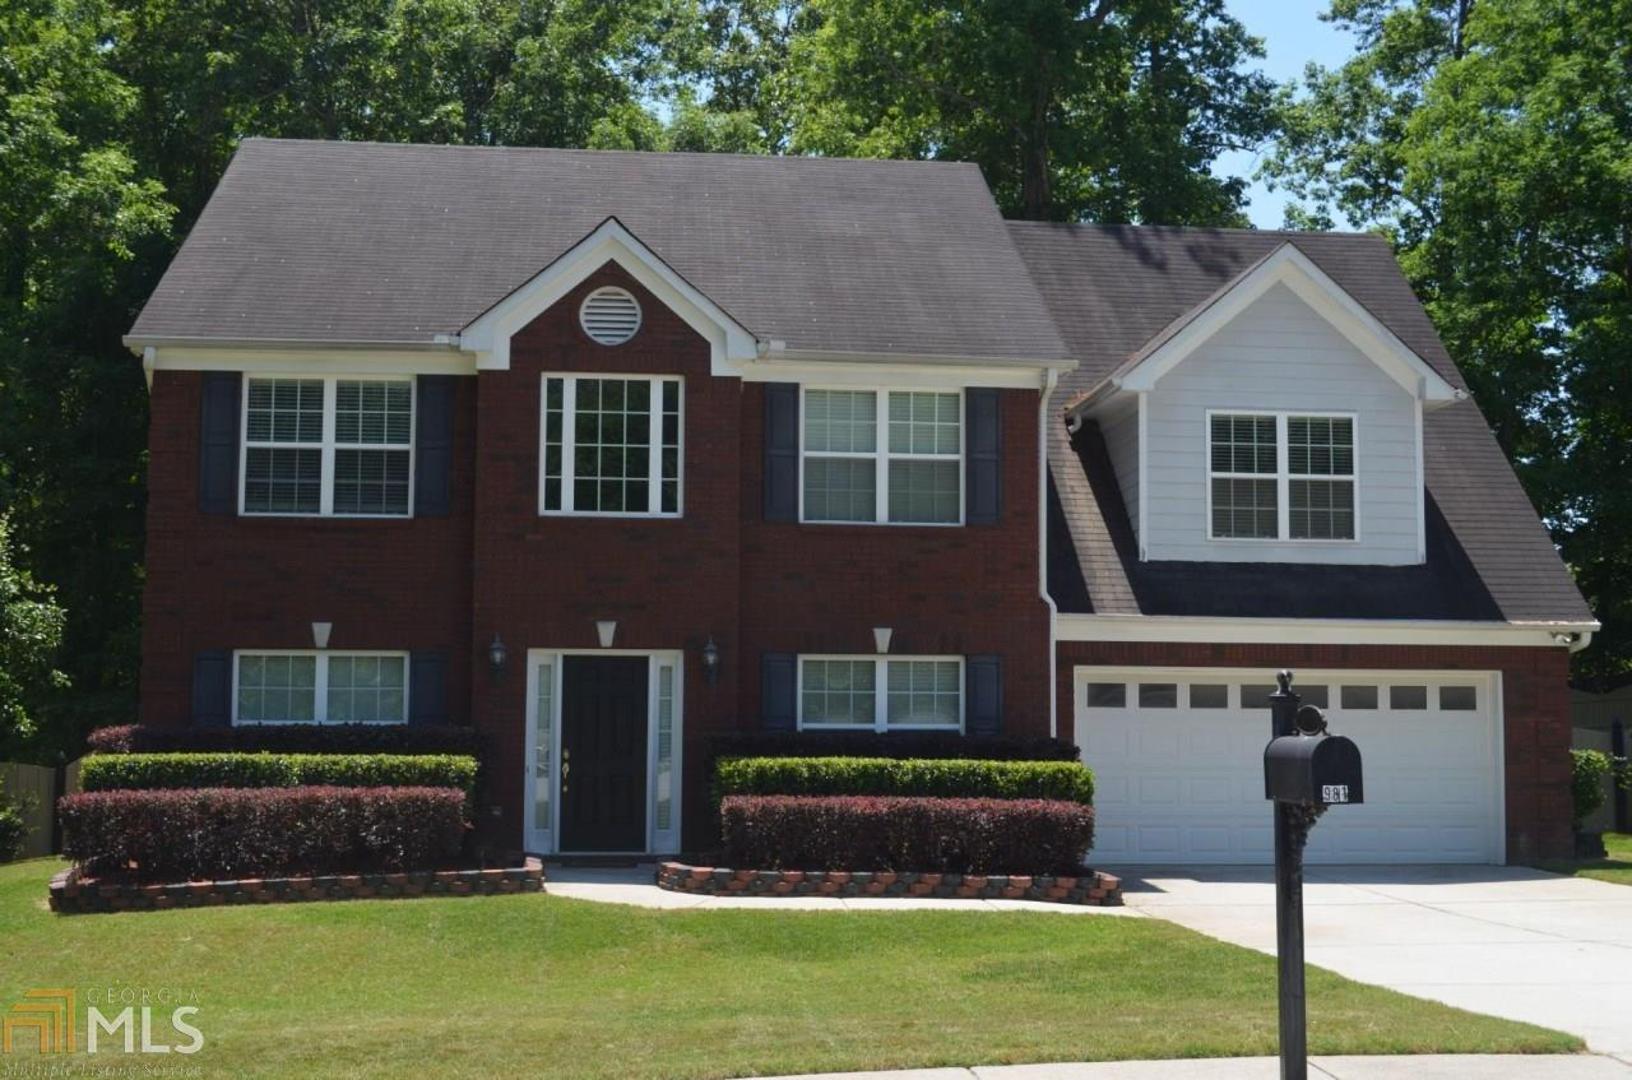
<box><xmin>460</xmin><ymin>217</ymin><xmax>758</xmax><ymax>373</ymax></box>
<box><xmin>1072</xmin><ymin>242</ymin><xmax>1462</xmax><ymax>413</ymax></box>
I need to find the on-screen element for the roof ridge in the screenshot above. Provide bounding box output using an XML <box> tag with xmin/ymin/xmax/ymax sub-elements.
<box><xmin>238</xmin><ymin>137</ymin><xmax>984</xmax><ymax>171</ymax></box>
<box><xmin>1004</xmin><ymin>219</ymin><xmax>1388</xmax><ymax>242</ymax></box>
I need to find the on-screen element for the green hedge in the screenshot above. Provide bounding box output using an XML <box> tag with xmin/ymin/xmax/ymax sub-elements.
<box><xmin>79</xmin><ymin>753</ymin><xmax>478</xmax><ymax>796</ymax></box>
<box><xmin>715</xmin><ymin>756</ymin><xmax>1094</xmax><ymax>806</ymax></box>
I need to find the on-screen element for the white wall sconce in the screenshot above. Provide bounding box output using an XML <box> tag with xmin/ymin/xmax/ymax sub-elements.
<box><xmin>596</xmin><ymin>620</ymin><xmax>618</xmax><ymax>649</ymax></box>
<box><xmin>873</xmin><ymin>627</ymin><xmax>893</xmax><ymax>655</ymax></box>
<box><xmin>311</xmin><ymin>622</ymin><xmax>333</xmax><ymax>650</ymax></box>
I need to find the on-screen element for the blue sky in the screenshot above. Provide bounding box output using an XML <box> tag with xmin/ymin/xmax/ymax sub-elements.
<box><xmin>1216</xmin><ymin>0</ymin><xmax>1358</xmax><ymax>228</ymax></box>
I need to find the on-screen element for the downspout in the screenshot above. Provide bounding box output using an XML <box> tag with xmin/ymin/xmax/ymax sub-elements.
<box><xmin>1039</xmin><ymin>368</ymin><xmax>1061</xmax><ymax>738</ymax></box>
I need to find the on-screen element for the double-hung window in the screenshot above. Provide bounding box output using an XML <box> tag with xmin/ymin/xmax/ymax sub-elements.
<box><xmin>797</xmin><ymin>656</ymin><xmax>963</xmax><ymax>731</ymax></box>
<box><xmin>233</xmin><ymin>651</ymin><xmax>408</xmax><ymax>724</ymax></box>
<box><xmin>540</xmin><ymin>374</ymin><xmax>682</xmax><ymax>516</ymax></box>
<box><xmin>801</xmin><ymin>389</ymin><xmax>962</xmax><ymax>524</ymax></box>
<box><xmin>1208</xmin><ymin>411</ymin><xmax>1355</xmax><ymax>541</ymax></box>
<box><xmin>242</xmin><ymin>376</ymin><xmax>414</xmax><ymax>516</ymax></box>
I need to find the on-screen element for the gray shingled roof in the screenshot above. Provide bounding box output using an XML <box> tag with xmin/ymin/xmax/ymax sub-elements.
<box><xmin>1010</xmin><ymin>221</ymin><xmax>1593</xmax><ymax>625</ymax></box>
<box><xmin>127</xmin><ymin>139</ymin><xmax>1071</xmax><ymax>363</ymax></box>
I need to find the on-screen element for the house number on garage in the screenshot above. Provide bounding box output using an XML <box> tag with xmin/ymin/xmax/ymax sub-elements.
<box><xmin>1321</xmin><ymin>784</ymin><xmax>1350</xmax><ymax>804</ymax></box>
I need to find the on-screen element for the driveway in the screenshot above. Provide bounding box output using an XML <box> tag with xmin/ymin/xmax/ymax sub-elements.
<box><xmin>1116</xmin><ymin>864</ymin><xmax>1632</xmax><ymax>1055</ymax></box>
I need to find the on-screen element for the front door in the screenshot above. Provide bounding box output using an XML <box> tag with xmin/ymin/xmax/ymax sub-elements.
<box><xmin>560</xmin><ymin>656</ymin><xmax>650</xmax><ymax>852</ymax></box>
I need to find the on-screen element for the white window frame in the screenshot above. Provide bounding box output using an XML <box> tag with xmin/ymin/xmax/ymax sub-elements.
<box><xmin>537</xmin><ymin>373</ymin><xmax>684</xmax><ymax>518</ymax></box>
<box><xmin>238</xmin><ymin>374</ymin><xmax>417</xmax><ymax>518</ymax></box>
<box><xmin>1204</xmin><ymin>409</ymin><xmax>1359</xmax><ymax>543</ymax></box>
<box><xmin>798</xmin><ymin>387</ymin><xmax>966</xmax><ymax>526</ymax></box>
<box><xmin>795</xmin><ymin>655</ymin><xmax>965</xmax><ymax>733</ymax></box>
<box><xmin>230</xmin><ymin>649</ymin><xmax>411</xmax><ymax>725</ymax></box>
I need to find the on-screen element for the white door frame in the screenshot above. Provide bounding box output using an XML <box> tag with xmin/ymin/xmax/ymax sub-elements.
<box><xmin>1071</xmin><ymin>666</ymin><xmax>1506</xmax><ymax>864</ymax></box>
<box><xmin>524</xmin><ymin>648</ymin><xmax>684</xmax><ymax>856</ymax></box>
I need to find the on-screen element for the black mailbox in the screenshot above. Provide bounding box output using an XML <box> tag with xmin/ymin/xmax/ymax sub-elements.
<box><xmin>1264</xmin><ymin>730</ymin><xmax>1364</xmax><ymax>806</ymax></box>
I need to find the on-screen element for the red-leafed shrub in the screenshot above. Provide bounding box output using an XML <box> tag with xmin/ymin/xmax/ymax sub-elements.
<box><xmin>58</xmin><ymin>786</ymin><xmax>466</xmax><ymax>881</ymax></box>
<box><xmin>86</xmin><ymin>724</ymin><xmax>481</xmax><ymax>756</ymax></box>
<box><xmin>719</xmin><ymin>795</ymin><xmax>1094</xmax><ymax>875</ymax></box>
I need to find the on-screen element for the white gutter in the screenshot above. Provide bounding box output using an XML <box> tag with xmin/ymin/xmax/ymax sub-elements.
<box><xmin>1058</xmin><ymin>613</ymin><xmax>1600</xmax><ymax>649</ymax></box>
<box><xmin>1040</xmin><ymin>368</ymin><xmax>1061</xmax><ymax>738</ymax></box>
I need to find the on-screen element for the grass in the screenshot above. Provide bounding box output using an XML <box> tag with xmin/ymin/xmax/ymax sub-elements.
<box><xmin>1536</xmin><ymin>830</ymin><xmax>1632</xmax><ymax>886</ymax></box>
<box><xmin>0</xmin><ymin>858</ymin><xmax>1579</xmax><ymax>1078</ymax></box>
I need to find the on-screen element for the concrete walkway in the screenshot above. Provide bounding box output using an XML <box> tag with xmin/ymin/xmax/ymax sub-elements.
<box><xmin>1115</xmin><ymin>864</ymin><xmax>1632</xmax><ymax>1055</ymax></box>
<box><xmin>770</xmin><ymin>1055</ymin><xmax>1632</xmax><ymax>1079</ymax></box>
<box><xmin>543</xmin><ymin>863</ymin><xmax>1139</xmax><ymax>914</ymax></box>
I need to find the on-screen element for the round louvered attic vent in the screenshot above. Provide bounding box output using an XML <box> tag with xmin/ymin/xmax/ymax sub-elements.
<box><xmin>579</xmin><ymin>286</ymin><xmax>642</xmax><ymax>346</ymax></box>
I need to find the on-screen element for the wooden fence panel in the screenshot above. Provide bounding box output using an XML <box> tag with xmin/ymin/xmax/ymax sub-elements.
<box><xmin>0</xmin><ymin>761</ymin><xmax>58</xmax><ymax>859</ymax></box>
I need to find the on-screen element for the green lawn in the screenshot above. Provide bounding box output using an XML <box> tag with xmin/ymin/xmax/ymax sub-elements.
<box><xmin>1537</xmin><ymin>831</ymin><xmax>1632</xmax><ymax>886</ymax></box>
<box><xmin>0</xmin><ymin>859</ymin><xmax>1578</xmax><ymax>1079</ymax></box>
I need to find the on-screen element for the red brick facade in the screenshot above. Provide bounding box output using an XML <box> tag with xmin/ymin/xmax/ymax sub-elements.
<box><xmin>1055</xmin><ymin>640</ymin><xmax>1574</xmax><ymax>860</ymax></box>
<box><xmin>139</xmin><ymin>262</ymin><xmax>1052</xmax><ymax>852</ymax></box>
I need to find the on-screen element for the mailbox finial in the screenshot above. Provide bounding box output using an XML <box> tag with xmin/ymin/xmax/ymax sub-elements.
<box><xmin>1276</xmin><ymin>669</ymin><xmax>1293</xmax><ymax>694</ymax></box>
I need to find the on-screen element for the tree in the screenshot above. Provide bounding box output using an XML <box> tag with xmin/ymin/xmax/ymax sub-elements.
<box><xmin>0</xmin><ymin>515</ymin><xmax>69</xmax><ymax>759</ymax></box>
<box><xmin>785</xmin><ymin>0</ymin><xmax>1279</xmax><ymax>222</ymax></box>
<box><xmin>0</xmin><ymin>0</ymin><xmax>173</xmax><ymax>751</ymax></box>
<box><xmin>1266</xmin><ymin>0</ymin><xmax>1632</xmax><ymax>680</ymax></box>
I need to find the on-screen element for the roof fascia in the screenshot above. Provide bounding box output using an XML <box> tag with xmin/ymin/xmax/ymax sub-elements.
<box><xmin>458</xmin><ymin>216</ymin><xmax>760</xmax><ymax>374</ymax></box>
<box><xmin>1057</xmin><ymin>612</ymin><xmax>1598</xmax><ymax>649</ymax></box>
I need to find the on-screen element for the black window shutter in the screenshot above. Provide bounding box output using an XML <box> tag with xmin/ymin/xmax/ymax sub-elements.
<box><xmin>966</xmin><ymin>388</ymin><xmax>1002</xmax><ymax>524</ymax></box>
<box><xmin>191</xmin><ymin>650</ymin><xmax>232</xmax><ymax>727</ymax></box>
<box><xmin>763</xmin><ymin>383</ymin><xmax>799</xmax><ymax>521</ymax></box>
<box><xmin>409</xmin><ymin>650</ymin><xmax>449</xmax><ymax>725</ymax></box>
<box><xmin>198</xmin><ymin>372</ymin><xmax>242</xmax><ymax>514</ymax></box>
<box><xmin>761</xmin><ymin>652</ymin><xmax>796</xmax><ymax>730</ymax></box>
<box><xmin>966</xmin><ymin>654</ymin><xmax>1003</xmax><ymax>737</ymax></box>
<box><xmin>414</xmin><ymin>375</ymin><xmax>455</xmax><ymax>517</ymax></box>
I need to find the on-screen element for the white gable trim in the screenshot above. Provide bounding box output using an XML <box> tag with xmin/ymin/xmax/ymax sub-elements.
<box><xmin>1094</xmin><ymin>243</ymin><xmax>1462</xmax><ymax>408</ymax></box>
<box><xmin>458</xmin><ymin>217</ymin><xmax>761</xmax><ymax>374</ymax></box>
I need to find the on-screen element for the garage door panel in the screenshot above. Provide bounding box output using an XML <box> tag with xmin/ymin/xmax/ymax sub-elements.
<box><xmin>1076</xmin><ymin>670</ymin><xmax>1500</xmax><ymax>865</ymax></box>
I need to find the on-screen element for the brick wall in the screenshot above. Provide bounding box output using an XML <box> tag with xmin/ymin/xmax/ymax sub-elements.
<box><xmin>1054</xmin><ymin>640</ymin><xmax>1573</xmax><ymax>861</ymax></box>
<box><xmin>140</xmin><ymin>369</ymin><xmax>477</xmax><ymax>727</ymax></box>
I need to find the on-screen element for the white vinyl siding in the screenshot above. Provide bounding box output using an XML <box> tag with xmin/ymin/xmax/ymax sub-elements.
<box><xmin>801</xmin><ymin>389</ymin><xmax>963</xmax><ymax>525</ymax></box>
<box><xmin>1142</xmin><ymin>283</ymin><xmax>1422</xmax><ymax>564</ymax></box>
<box><xmin>241</xmin><ymin>376</ymin><xmax>414</xmax><ymax>517</ymax></box>
<box><xmin>233</xmin><ymin>651</ymin><xmax>408</xmax><ymax>725</ymax></box>
<box><xmin>797</xmin><ymin>656</ymin><xmax>964</xmax><ymax>731</ymax></box>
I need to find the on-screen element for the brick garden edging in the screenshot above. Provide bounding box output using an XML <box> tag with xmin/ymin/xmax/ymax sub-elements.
<box><xmin>656</xmin><ymin>861</ymin><xmax>1121</xmax><ymax>905</ymax></box>
<box><xmin>48</xmin><ymin>858</ymin><xmax>545</xmax><ymax>914</ymax></box>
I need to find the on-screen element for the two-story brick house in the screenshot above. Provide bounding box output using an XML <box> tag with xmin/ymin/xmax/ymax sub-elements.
<box><xmin>126</xmin><ymin>139</ymin><xmax>1594</xmax><ymax>863</ymax></box>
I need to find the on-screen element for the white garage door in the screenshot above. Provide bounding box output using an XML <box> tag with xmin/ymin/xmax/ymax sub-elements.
<box><xmin>1074</xmin><ymin>670</ymin><xmax>1503</xmax><ymax>865</ymax></box>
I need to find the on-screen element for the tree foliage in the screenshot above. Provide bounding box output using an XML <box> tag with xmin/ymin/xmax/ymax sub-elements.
<box><xmin>0</xmin><ymin>514</ymin><xmax>69</xmax><ymax>757</ymax></box>
<box><xmin>1267</xmin><ymin>0</ymin><xmax>1632</xmax><ymax>680</ymax></box>
<box><xmin>786</xmin><ymin>0</ymin><xmax>1279</xmax><ymax>222</ymax></box>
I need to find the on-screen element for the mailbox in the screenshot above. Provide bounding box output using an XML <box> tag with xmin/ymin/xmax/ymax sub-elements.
<box><xmin>1264</xmin><ymin>728</ymin><xmax>1364</xmax><ymax>806</ymax></box>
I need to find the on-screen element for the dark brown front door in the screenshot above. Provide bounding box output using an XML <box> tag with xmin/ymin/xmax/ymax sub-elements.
<box><xmin>560</xmin><ymin>656</ymin><xmax>649</xmax><ymax>852</ymax></box>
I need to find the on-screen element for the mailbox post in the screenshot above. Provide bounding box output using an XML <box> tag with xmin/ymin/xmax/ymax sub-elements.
<box><xmin>1264</xmin><ymin>670</ymin><xmax>1363</xmax><ymax>1080</ymax></box>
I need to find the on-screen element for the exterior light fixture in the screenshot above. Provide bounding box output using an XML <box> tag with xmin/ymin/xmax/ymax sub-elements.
<box><xmin>596</xmin><ymin>620</ymin><xmax>617</xmax><ymax>649</ymax></box>
<box><xmin>873</xmin><ymin>627</ymin><xmax>893</xmax><ymax>655</ymax></box>
<box><xmin>487</xmin><ymin>634</ymin><xmax>508</xmax><ymax>673</ymax></box>
<box><xmin>701</xmin><ymin>636</ymin><xmax>721</xmax><ymax>685</ymax></box>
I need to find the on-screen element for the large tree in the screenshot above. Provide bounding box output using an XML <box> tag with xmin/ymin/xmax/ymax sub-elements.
<box><xmin>785</xmin><ymin>0</ymin><xmax>1279</xmax><ymax>222</ymax></box>
<box><xmin>1266</xmin><ymin>0</ymin><xmax>1632</xmax><ymax>681</ymax></box>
